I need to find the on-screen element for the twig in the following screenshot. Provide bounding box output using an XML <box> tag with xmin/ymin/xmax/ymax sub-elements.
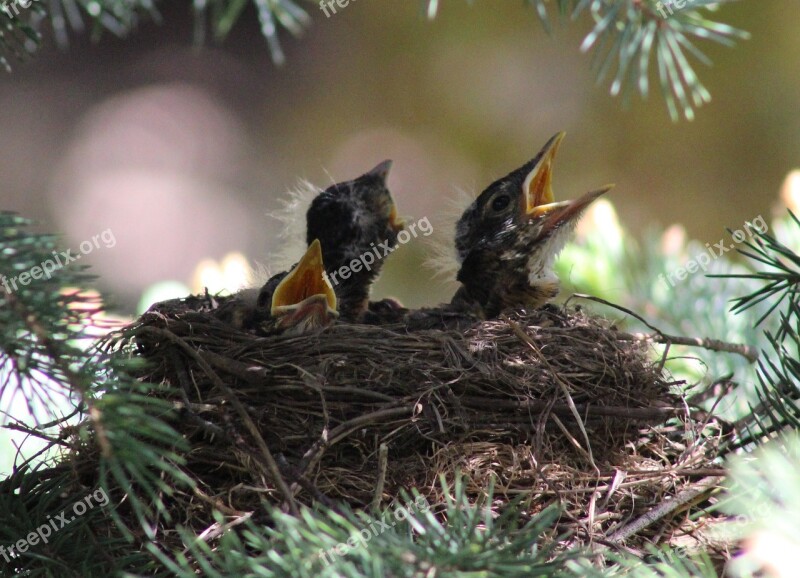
<box><xmin>567</xmin><ymin>294</ymin><xmax>665</xmax><ymax>334</ymax></box>
<box><xmin>277</xmin><ymin>454</ymin><xmax>337</xmax><ymax>509</ymax></box>
<box><xmin>297</xmin><ymin>406</ymin><xmax>413</xmax><ymax>478</ymax></box>
<box><xmin>3</xmin><ymin>421</ymin><xmax>77</xmax><ymax>449</ymax></box>
<box><xmin>550</xmin><ymin>414</ymin><xmax>594</xmax><ymax>464</ymax></box>
<box><xmin>170</xmin><ymin>348</ymin><xmax>202</xmax><ymax>402</ymax></box>
<box><xmin>617</xmin><ymin>332</ymin><xmax>759</xmax><ymax>363</ymax></box>
<box><xmin>606</xmin><ymin>475</ymin><xmax>724</xmax><ymax>543</ymax></box>
<box><xmin>570</xmin><ymin>294</ymin><xmax>759</xmax><ymax>363</ymax></box>
<box><xmin>202</xmin><ymin>349</ymin><xmax>269</xmax><ymax>386</ymax></box>
<box><xmin>687</xmin><ymin>376</ymin><xmax>737</xmax><ymax>406</ymax></box>
<box><xmin>189</xmin><ymin>512</ymin><xmax>252</xmax><ymax>549</ymax></box>
<box><xmin>372</xmin><ymin>443</ymin><xmax>389</xmax><ymax>513</ymax></box>
<box><xmin>192</xmin><ymin>486</ymin><xmax>243</xmax><ymax>516</ymax></box>
<box><xmin>38</xmin><ymin>407</ymin><xmax>82</xmax><ymax>429</ymax></box>
<box><xmin>458</xmin><ymin>397</ymin><xmax>683</xmax><ymax>420</ymax></box>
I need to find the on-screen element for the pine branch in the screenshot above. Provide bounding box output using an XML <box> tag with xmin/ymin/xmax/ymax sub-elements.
<box><xmin>572</xmin><ymin>546</ymin><xmax>718</xmax><ymax>578</ymax></box>
<box><xmin>572</xmin><ymin>0</ymin><xmax>748</xmax><ymax>121</ymax></box>
<box><xmin>3</xmin><ymin>0</ymin><xmax>748</xmax><ymax>121</ymax></box>
<box><xmin>708</xmin><ymin>211</ymin><xmax>800</xmax><ymax>442</ymax></box>
<box><xmin>165</xmin><ymin>475</ymin><xmax>585</xmax><ymax>577</ymax></box>
<box><xmin>0</xmin><ymin>212</ymin><xmax>193</xmax><ymax>569</ymax></box>
<box><xmin>193</xmin><ymin>0</ymin><xmax>309</xmax><ymax>64</ymax></box>
<box><xmin>710</xmin><ymin>211</ymin><xmax>800</xmax><ymax>329</ymax></box>
<box><xmin>0</xmin><ymin>464</ymin><xmax>142</xmax><ymax>577</ymax></box>
<box><xmin>0</xmin><ymin>0</ymin><xmax>159</xmax><ymax>68</ymax></box>
<box><xmin>428</xmin><ymin>0</ymin><xmax>748</xmax><ymax>121</ymax></box>
<box><xmin>0</xmin><ymin>212</ymin><xmax>98</xmax><ymax>424</ymax></box>
<box><xmin>0</xmin><ymin>0</ymin><xmax>308</xmax><ymax>68</ymax></box>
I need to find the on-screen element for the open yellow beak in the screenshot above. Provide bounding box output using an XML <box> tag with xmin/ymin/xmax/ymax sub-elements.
<box><xmin>271</xmin><ymin>239</ymin><xmax>338</xmax><ymax>316</ymax></box>
<box><xmin>532</xmin><ymin>184</ymin><xmax>614</xmax><ymax>236</ymax></box>
<box><xmin>522</xmin><ymin>131</ymin><xmax>566</xmax><ymax>217</ymax></box>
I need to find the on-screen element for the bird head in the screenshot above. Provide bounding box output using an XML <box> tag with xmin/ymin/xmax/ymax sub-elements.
<box><xmin>258</xmin><ymin>239</ymin><xmax>338</xmax><ymax>335</ymax></box>
<box><xmin>307</xmin><ymin>160</ymin><xmax>404</xmax><ymax>259</ymax></box>
<box><xmin>455</xmin><ymin>132</ymin><xmax>565</xmax><ymax>263</ymax></box>
<box><xmin>452</xmin><ymin>134</ymin><xmax>612</xmax><ymax>316</ymax></box>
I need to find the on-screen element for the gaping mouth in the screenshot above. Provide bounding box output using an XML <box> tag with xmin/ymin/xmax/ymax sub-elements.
<box><xmin>275</xmin><ymin>293</ymin><xmax>338</xmax><ymax>331</ymax></box>
<box><xmin>271</xmin><ymin>239</ymin><xmax>338</xmax><ymax>320</ymax></box>
<box><xmin>522</xmin><ymin>131</ymin><xmax>566</xmax><ymax>217</ymax></box>
<box><xmin>532</xmin><ymin>185</ymin><xmax>614</xmax><ymax>238</ymax></box>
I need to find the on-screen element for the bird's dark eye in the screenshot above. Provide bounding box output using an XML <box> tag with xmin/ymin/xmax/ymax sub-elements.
<box><xmin>491</xmin><ymin>194</ymin><xmax>510</xmax><ymax>212</ymax></box>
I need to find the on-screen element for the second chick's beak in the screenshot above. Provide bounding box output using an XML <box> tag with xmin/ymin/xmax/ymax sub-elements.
<box><xmin>365</xmin><ymin>159</ymin><xmax>406</xmax><ymax>234</ymax></box>
<box><xmin>270</xmin><ymin>239</ymin><xmax>338</xmax><ymax>335</ymax></box>
<box><xmin>388</xmin><ymin>202</ymin><xmax>405</xmax><ymax>233</ymax></box>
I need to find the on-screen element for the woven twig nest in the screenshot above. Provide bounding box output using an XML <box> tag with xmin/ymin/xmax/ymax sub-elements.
<box><xmin>110</xmin><ymin>295</ymin><xmax>725</xmax><ymax>550</ymax></box>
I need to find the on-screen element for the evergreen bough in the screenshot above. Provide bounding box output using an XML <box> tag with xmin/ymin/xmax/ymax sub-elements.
<box><xmin>0</xmin><ymin>0</ymin><xmax>747</xmax><ymax>120</ymax></box>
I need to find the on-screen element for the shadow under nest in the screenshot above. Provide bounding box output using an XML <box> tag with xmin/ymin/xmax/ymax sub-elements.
<box><xmin>116</xmin><ymin>297</ymin><xmax>723</xmax><ymax>549</ymax></box>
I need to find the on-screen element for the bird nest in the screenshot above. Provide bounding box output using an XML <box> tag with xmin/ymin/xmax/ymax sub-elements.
<box><xmin>106</xmin><ymin>294</ymin><xmax>728</xmax><ymax>554</ymax></box>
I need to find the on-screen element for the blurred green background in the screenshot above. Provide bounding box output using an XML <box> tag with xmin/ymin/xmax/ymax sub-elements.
<box><xmin>0</xmin><ymin>1</ymin><xmax>797</xmax><ymax>313</ymax></box>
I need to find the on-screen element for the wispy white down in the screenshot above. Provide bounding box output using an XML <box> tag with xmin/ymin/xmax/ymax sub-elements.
<box><xmin>423</xmin><ymin>185</ymin><xmax>475</xmax><ymax>282</ymax></box>
<box><xmin>265</xmin><ymin>179</ymin><xmax>322</xmax><ymax>274</ymax></box>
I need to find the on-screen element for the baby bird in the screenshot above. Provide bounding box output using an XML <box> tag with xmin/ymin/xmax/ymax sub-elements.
<box><xmin>452</xmin><ymin>133</ymin><xmax>611</xmax><ymax>318</ymax></box>
<box><xmin>305</xmin><ymin>160</ymin><xmax>405</xmax><ymax>321</ymax></box>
